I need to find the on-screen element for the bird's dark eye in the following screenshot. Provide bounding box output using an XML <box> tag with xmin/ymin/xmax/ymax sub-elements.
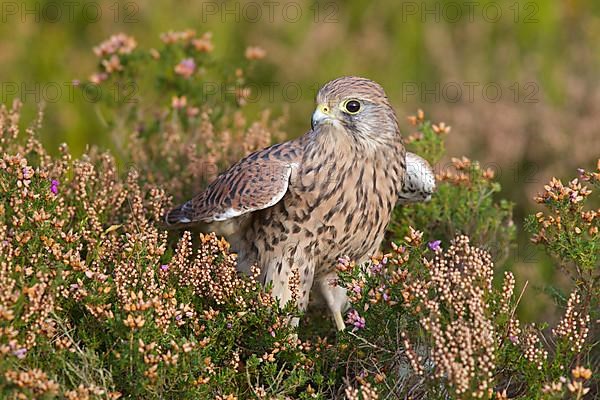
<box><xmin>344</xmin><ymin>100</ymin><xmax>361</xmax><ymax>114</ymax></box>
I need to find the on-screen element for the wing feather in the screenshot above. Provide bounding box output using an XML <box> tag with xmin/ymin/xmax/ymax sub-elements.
<box><xmin>397</xmin><ymin>152</ymin><xmax>436</xmax><ymax>204</ymax></box>
<box><xmin>164</xmin><ymin>140</ymin><xmax>302</xmax><ymax>226</ymax></box>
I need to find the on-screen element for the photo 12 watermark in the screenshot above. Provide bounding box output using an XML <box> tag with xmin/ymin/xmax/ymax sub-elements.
<box><xmin>198</xmin><ymin>1</ymin><xmax>339</xmax><ymax>23</ymax></box>
<box><xmin>0</xmin><ymin>81</ymin><xmax>139</xmax><ymax>104</ymax></box>
<box><xmin>399</xmin><ymin>1</ymin><xmax>540</xmax><ymax>23</ymax></box>
<box><xmin>0</xmin><ymin>79</ymin><xmax>323</xmax><ymax>106</ymax></box>
<box><xmin>400</xmin><ymin>81</ymin><xmax>540</xmax><ymax>104</ymax></box>
<box><xmin>0</xmin><ymin>79</ymin><xmax>543</xmax><ymax>109</ymax></box>
<box><xmin>0</xmin><ymin>1</ymin><xmax>139</xmax><ymax>23</ymax></box>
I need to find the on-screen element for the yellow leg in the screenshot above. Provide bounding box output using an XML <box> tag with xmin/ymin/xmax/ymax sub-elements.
<box><xmin>318</xmin><ymin>275</ymin><xmax>348</xmax><ymax>331</ymax></box>
<box><xmin>333</xmin><ymin>311</ymin><xmax>346</xmax><ymax>331</ymax></box>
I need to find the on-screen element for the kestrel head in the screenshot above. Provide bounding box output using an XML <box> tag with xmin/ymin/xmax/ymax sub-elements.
<box><xmin>312</xmin><ymin>76</ymin><xmax>400</xmax><ymax>144</ymax></box>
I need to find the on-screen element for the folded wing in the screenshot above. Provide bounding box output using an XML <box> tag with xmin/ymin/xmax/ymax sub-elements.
<box><xmin>397</xmin><ymin>152</ymin><xmax>436</xmax><ymax>204</ymax></box>
<box><xmin>164</xmin><ymin>142</ymin><xmax>301</xmax><ymax>226</ymax></box>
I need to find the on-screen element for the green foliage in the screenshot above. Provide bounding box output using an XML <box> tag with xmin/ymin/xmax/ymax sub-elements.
<box><xmin>525</xmin><ymin>166</ymin><xmax>600</xmax><ymax>363</ymax></box>
<box><xmin>85</xmin><ymin>31</ymin><xmax>257</xmax><ymax>129</ymax></box>
<box><xmin>390</xmin><ymin>115</ymin><xmax>516</xmax><ymax>264</ymax></box>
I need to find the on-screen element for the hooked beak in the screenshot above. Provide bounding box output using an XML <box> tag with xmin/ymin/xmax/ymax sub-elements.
<box><xmin>311</xmin><ymin>104</ymin><xmax>332</xmax><ymax>130</ymax></box>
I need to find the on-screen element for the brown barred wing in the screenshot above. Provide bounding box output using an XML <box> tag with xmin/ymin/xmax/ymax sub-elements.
<box><xmin>164</xmin><ymin>142</ymin><xmax>301</xmax><ymax>226</ymax></box>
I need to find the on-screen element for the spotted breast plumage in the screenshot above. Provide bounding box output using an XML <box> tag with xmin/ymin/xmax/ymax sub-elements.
<box><xmin>165</xmin><ymin>76</ymin><xmax>435</xmax><ymax>330</ymax></box>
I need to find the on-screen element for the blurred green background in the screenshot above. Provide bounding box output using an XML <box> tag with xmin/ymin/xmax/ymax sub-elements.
<box><xmin>1</xmin><ymin>0</ymin><xmax>599</xmax><ymax>320</ymax></box>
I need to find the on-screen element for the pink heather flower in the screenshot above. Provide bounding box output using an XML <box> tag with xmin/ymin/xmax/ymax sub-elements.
<box><xmin>352</xmin><ymin>284</ymin><xmax>362</xmax><ymax>294</ymax></box>
<box><xmin>346</xmin><ymin>309</ymin><xmax>365</xmax><ymax>331</ymax></box>
<box><xmin>89</xmin><ymin>72</ymin><xmax>108</xmax><ymax>84</ymax></box>
<box><xmin>186</xmin><ymin>106</ymin><xmax>200</xmax><ymax>117</ymax></box>
<box><xmin>245</xmin><ymin>46</ymin><xmax>266</xmax><ymax>60</ymax></box>
<box><xmin>569</xmin><ymin>191</ymin><xmax>583</xmax><ymax>203</ymax></box>
<box><xmin>428</xmin><ymin>240</ymin><xmax>442</xmax><ymax>252</ymax></box>
<box><xmin>337</xmin><ymin>257</ymin><xmax>350</xmax><ymax>267</ymax></box>
<box><xmin>101</xmin><ymin>54</ymin><xmax>123</xmax><ymax>73</ymax></box>
<box><xmin>171</xmin><ymin>96</ymin><xmax>187</xmax><ymax>109</ymax></box>
<box><xmin>174</xmin><ymin>58</ymin><xmax>196</xmax><ymax>79</ymax></box>
<box><xmin>336</xmin><ymin>256</ymin><xmax>353</xmax><ymax>272</ymax></box>
<box><xmin>93</xmin><ymin>33</ymin><xmax>137</xmax><ymax>56</ymax></box>
<box><xmin>22</xmin><ymin>167</ymin><xmax>34</xmax><ymax>179</ymax></box>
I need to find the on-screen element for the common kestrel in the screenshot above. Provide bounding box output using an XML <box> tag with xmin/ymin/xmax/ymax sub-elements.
<box><xmin>165</xmin><ymin>76</ymin><xmax>435</xmax><ymax>330</ymax></box>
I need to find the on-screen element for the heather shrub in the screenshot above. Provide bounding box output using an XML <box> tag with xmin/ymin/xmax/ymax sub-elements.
<box><xmin>389</xmin><ymin>111</ymin><xmax>515</xmax><ymax>263</ymax></box>
<box><xmin>0</xmin><ymin>101</ymin><xmax>329</xmax><ymax>399</ymax></box>
<box><xmin>0</xmin><ymin>31</ymin><xmax>597</xmax><ymax>399</ymax></box>
<box><xmin>335</xmin><ymin>115</ymin><xmax>597</xmax><ymax>398</ymax></box>
<box><xmin>83</xmin><ymin>31</ymin><xmax>285</xmax><ymax>201</ymax></box>
<box><xmin>336</xmin><ymin>227</ymin><xmax>596</xmax><ymax>398</ymax></box>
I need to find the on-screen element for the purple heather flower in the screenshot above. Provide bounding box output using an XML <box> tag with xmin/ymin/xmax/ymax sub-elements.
<box><xmin>174</xmin><ymin>58</ymin><xmax>196</xmax><ymax>79</ymax></box>
<box><xmin>346</xmin><ymin>309</ymin><xmax>365</xmax><ymax>331</ymax></box>
<box><xmin>13</xmin><ymin>348</ymin><xmax>27</xmax><ymax>359</ymax></box>
<box><xmin>226</xmin><ymin>322</ymin><xmax>232</xmax><ymax>329</ymax></box>
<box><xmin>428</xmin><ymin>240</ymin><xmax>442</xmax><ymax>252</ymax></box>
<box><xmin>370</xmin><ymin>263</ymin><xmax>382</xmax><ymax>274</ymax></box>
<box><xmin>160</xmin><ymin>264</ymin><xmax>169</xmax><ymax>272</ymax></box>
<box><xmin>175</xmin><ymin>314</ymin><xmax>182</xmax><ymax>321</ymax></box>
<box><xmin>50</xmin><ymin>179</ymin><xmax>59</xmax><ymax>195</ymax></box>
